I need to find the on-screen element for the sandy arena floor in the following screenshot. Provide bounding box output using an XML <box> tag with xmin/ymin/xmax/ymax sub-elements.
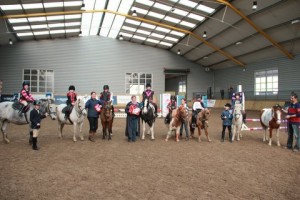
<box><xmin>0</xmin><ymin>108</ymin><xmax>299</xmax><ymax>200</ymax></box>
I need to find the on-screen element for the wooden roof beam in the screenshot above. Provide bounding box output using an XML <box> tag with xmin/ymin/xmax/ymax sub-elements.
<box><xmin>217</xmin><ymin>0</ymin><xmax>294</xmax><ymax>59</ymax></box>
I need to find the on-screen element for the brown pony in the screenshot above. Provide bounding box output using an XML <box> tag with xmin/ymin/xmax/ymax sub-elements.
<box><xmin>189</xmin><ymin>109</ymin><xmax>212</xmax><ymax>142</ymax></box>
<box><xmin>100</xmin><ymin>101</ymin><xmax>114</xmax><ymax>140</ymax></box>
<box><xmin>165</xmin><ymin>106</ymin><xmax>186</xmax><ymax>142</ymax></box>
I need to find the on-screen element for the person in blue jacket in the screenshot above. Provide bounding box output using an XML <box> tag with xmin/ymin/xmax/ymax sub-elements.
<box><xmin>85</xmin><ymin>91</ymin><xmax>103</xmax><ymax>142</ymax></box>
<box><xmin>221</xmin><ymin>103</ymin><xmax>233</xmax><ymax>142</ymax></box>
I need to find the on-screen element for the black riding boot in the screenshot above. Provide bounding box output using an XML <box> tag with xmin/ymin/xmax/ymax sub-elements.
<box><xmin>154</xmin><ymin>104</ymin><xmax>158</xmax><ymax>117</ymax></box>
<box><xmin>229</xmin><ymin>131</ymin><xmax>232</xmax><ymax>142</ymax></box>
<box><xmin>18</xmin><ymin>105</ymin><xmax>24</xmax><ymax>116</ymax></box>
<box><xmin>32</xmin><ymin>137</ymin><xmax>39</xmax><ymax>150</ymax></box>
<box><xmin>29</xmin><ymin>131</ymin><xmax>33</xmax><ymax>145</ymax></box>
<box><xmin>243</xmin><ymin>113</ymin><xmax>247</xmax><ymax>124</ymax></box>
<box><xmin>192</xmin><ymin>112</ymin><xmax>196</xmax><ymax>128</ymax></box>
<box><xmin>221</xmin><ymin>131</ymin><xmax>225</xmax><ymax>142</ymax></box>
<box><xmin>164</xmin><ymin>113</ymin><xmax>170</xmax><ymax>124</ymax></box>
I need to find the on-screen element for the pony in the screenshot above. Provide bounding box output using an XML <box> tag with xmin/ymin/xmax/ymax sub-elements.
<box><xmin>231</xmin><ymin>103</ymin><xmax>243</xmax><ymax>141</ymax></box>
<box><xmin>260</xmin><ymin>104</ymin><xmax>282</xmax><ymax>146</ymax></box>
<box><xmin>189</xmin><ymin>109</ymin><xmax>212</xmax><ymax>142</ymax></box>
<box><xmin>56</xmin><ymin>98</ymin><xmax>87</xmax><ymax>142</ymax></box>
<box><xmin>0</xmin><ymin>99</ymin><xmax>54</xmax><ymax>143</ymax></box>
<box><xmin>140</xmin><ymin>98</ymin><xmax>156</xmax><ymax>141</ymax></box>
<box><xmin>165</xmin><ymin>106</ymin><xmax>186</xmax><ymax>142</ymax></box>
<box><xmin>100</xmin><ymin>101</ymin><xmax>114</xmax><ymax>140</ymax></box>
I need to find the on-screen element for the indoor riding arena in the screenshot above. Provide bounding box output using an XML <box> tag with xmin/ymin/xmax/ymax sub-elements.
<box><xmin>0</xmin><ymin>0</ymin><xmax>299</xmax><ymax>200</ymax></box>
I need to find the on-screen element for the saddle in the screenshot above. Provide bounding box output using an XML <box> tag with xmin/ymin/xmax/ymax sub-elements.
<box><xmin>12</xmin><ymin>102</ymin><xmax>30</xmax><ymax>113</ymax></box>
<box><xmin>62</xmin><ymin>105</ymin><xmax>73</xmax><ymax>114</ymax></box>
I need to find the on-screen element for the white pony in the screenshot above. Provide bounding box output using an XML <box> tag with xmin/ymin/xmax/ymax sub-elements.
<box><xmin>231</xmin><ymin>103</ymin><xmax>243</xmax><ymax>141</ymax></box>
<box><xmin>0</xmin><ymin>99</ymin><xmax>54</xmax><ymax>143</ymax></box>
<box><xmin>56</xmin><ymin>98</ymin><xmax>87</xmax><ymax>142</ymax></box>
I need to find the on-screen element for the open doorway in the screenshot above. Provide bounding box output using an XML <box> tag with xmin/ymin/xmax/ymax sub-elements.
<box><xmin>164</xmin><ymin>69</ymin><xmax>189</xmax><ymax>97</ymax></box>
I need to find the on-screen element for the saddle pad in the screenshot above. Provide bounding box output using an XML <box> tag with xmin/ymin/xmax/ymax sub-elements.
<box><xmin>12</xmin><ymin>102</ymin><xmax>22</xmax><ymax>110</ymax></box>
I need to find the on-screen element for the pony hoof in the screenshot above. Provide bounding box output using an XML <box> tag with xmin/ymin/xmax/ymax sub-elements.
<box><xmin>151</xmin><ymin>138</ymin><xmax>155</xmax><ymax>141</ymax></box>
<box><xmin>4</xmin><ymin>139</ymin><xmax>10</xmax><ymax>144</ymax></box>
<box><xmin>165</xmin><ymin>139</ymin><xmax>168</xmax><ymax>142</ymax></box>
<box><xmin>277</xmin><ymin>143</ymin><xmax>281</xmax><ymax>147</ymax></box>
<box><xmin>268</xmin><ymin>143</ymin><xmax>272</xmax><ymax>146</ymax></box>
<box><xmin>73</xmin><ymin>138</ymin><xmax>77</xmax><ymax>142</ymax></box>
<box><xmin>208</xmin><ymin>140</ymin><xmax>212</xmax><ymax>142</ymax></box>
<box><xmin>80</xmin><ymin>137</ymin><xmax>84</xmax><ymax>141</ymax></box>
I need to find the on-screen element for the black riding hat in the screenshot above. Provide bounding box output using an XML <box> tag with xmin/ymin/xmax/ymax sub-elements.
<box><xmin>33</xmin><ymin>100</ymin><xmax>41</xmax><ymax>105</ymax></box>
<box><xmin>224</xmin><ymin>103</ymin><xmax>231</xmax><ymax>108</ymax></box>
<box><xmin>23</xmin><ymin>80</ymin><xmax>30</xmax><ymax>87</ymax></box>
<box><xmin>69</xmin><ymin>85</ymin><xmax>75</xmax><ymax>90</ymax></box>
<box><xmin>171</xmin><ymin>95</ymin><xmax>176</xmax><ymax>101</ymax></box>
<box><xmin>103</xmin><ymin>85</ymin><xmax>109</xmax><ymax>90</ymax></box>
<box><xmin>196</xmin><ymin>95</ymin><xmax>201</xmax><ymax>99</ymax></box>
<box><xmin>146</xmin><ymin>83</ymin><xmax>151</xmax><ymax>88</ymax></box>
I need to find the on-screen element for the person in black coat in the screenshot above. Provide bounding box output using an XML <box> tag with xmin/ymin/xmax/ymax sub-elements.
<box><xmin>85</xmin><ymin>91</ymin><xmax>103</xmax><ymax>142</ymax></box>
<box><xmin>30</xmin><ymin>100</ymin><xmax>47</xmax><ymax>150</ymax></box>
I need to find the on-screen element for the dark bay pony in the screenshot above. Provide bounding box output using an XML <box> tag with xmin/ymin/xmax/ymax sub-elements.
<box><xmin>100</xmin><ymin>101</ymin><xmax>114</xmax><ymax>140</ymax></box>
<box><xmin>189</xmin><ymin>109</ymin><xmax>212</xmax><ymax>142</ymax></box>
<box><xmin>140</xmin><ymin>98</ymin><xmax>156</xmax><ymax>140</ymax></box>
<box><xmin>260</xmin><ymin>104</ymin><xmax>282</xmax><ymax>146</ymax></box>
<box><xmin>0</xmin><ymin>99</ymin><xmax>55</xmax><ymax>143</ymax></box>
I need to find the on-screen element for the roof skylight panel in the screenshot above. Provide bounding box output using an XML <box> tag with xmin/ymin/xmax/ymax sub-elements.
<box><xmin>119</xmin><ymin>32</ymin><xmax>133</xmax><ymax>38</ymax></box>
<box><xmin>170</xmin><ymin>30</ymin><xmax>185</xmax><ymax>37</ymax></box>
<box><xmin>31</xmin><ymin>24</ymin><xmax>48</xmax><ymax>29</ymax></box>
<box><xmin>132</xmin><ymin>35</ymin><xmax>147</xmax><ymax>40</ymax></box>
<box><xmin>180</xmin><ymin>20</ymin><xmax>196</xmax><ymax>28</ymax></box>
<box><xmin>156</xmin><ymin>27</ymin><xmax>171</xmax><ymax>33</ymax></box>
<box><xmin>164</xmin><ymin>36</ymin><xmax>179</xmax><ymax>42</ymax></box>
<box><xmin>148</xmin><ymin>11</ymin><xmax>165</xmax><ymax>19</ymax></box>
<box><xmin>140</xmin><ymin>23</ymin><xmax>156</xmax><ymax>29</ymax></box>
<box><xmin>28</xmin><ymin>17</ymin><xmax>46</xmax><ymax>22</ymax></box>
<box><xmin>136</xmin><ymin>0</ymin><xmax>154</xmax><ymax>7</ymax></box>
<box><xmin>90</xmin><ymin>13</ymin><xmax>104</xmax><ymax>35</ymax></box>
<box><xmin>63</xmin><ymin>1</ymin><xmax>82</xmax><ymax>7</ymax></box>
<box><xmin>187</xmin><ymin>13</ymin><xmax>205</xmax><ymax>21</ymax></box>
<box><xmin>151</xmin><ymin>33</ymin><xmax>165</xmax><ymax>39</ymax></box>
<box><xmin>22</xmin><ymin>4</ymin><xmax>43</xmax><ymax>9</ymax></box>
<box><xmin>13</xmin><ymin>26</ymin><xmax>31</xmax><ymax>31</ymax></box>
<box><xmin>34</xmin><ymin>31</ymin><xmax>49</xmax><ymax>36</ymax></box>
<box><xmin>99</xmin><ymin>13</ymin><xmax>115</xmax><ymax>37</ymax></box>
<box><xmin>8</xmin><ymin>18</ymin><xmax>28</xmax><ymax>23</ymax></box>
<box><xmin>65</xmin><ymin>14</ymin><xmax>82</xmax><ymax>19</ymax></box>
<box><xmin>131</xmin><ymin>7</ymin><xmax>149</xmax><ymax>15</ymax></box>
<box><xmin>65</xmin><ymin>29</ymin><xmax>80</xmax><ymax>33</ymax></box>
<box><xmin>122</xmin><ymin>26</ymin><xmax>137</xmax><ymax>32</ymax></box>
<box><xmin>108</xmin><ymin>15</ymin><xmax>126</xmax><ymax>38</ymax></box>
<box><xmin>160</xmin><ymin>41</ymin><xmax>173</xmax><ymax>46</ymax></box>
<box><xmin>17</xmin><ymin>32</ymin><xmax>33</xmax><ymax>37</ymax></box>
<box><xmin>118</xmin><ymin>0</ymin><xmax>134</xmax><ymax>14</ymax></box>
<box><xmin>164</xmin><ymin>16</ymin><xmax>180</xmax><ymax>24</ymax></box>
<box><xmin>0</xmin><ymin>5</ymin><xmax>22</xmax><ymax>10</ymax></box>
<box><xmin>146</xmin><ymin>38</ymin><xmax>160</xmax><ymax>44</ymax></box>
<box><xmin>44</xmin><ymin>1</ymin><xmax>82</xmax><ymax>8</ymax></box>
<box><xmin>178</xmin><ymin>0</ymin><xmax>197</xmax><ymax>8</ymax></box>
<box><xmin>197</xmin><ymin>4</ymin><xmax>215</xmax><ymax>13</ymax></box>
<box><xmin>172</xmin><ymin>9</ymin><xmax>188</xmax><ymax>17</ymax></box>
<box><xmin>81</xmin><ymin>0</ymin><xmax>97</xmax><ymax>36</ymax></box>
<box><xmin>136</xmin><ymin>29</ymin><xmax>151</xmax><ymax>35</ymax></box>
<box><xmin>107</xmin><ymin>0</ymin><xmax>121</xmax><ymax>11</ymax></box>
<box><xmin>125</xmin><ymin>19</ymin><xmax>141</xmax><ymax>26</ymax></box>
<box><xmin>153</xmin><ymin>2</ymin><xmax>172</xmax><ymax>11</ymax></box>
<box><xmin>50</xmin><ymin>30</ymin><xmax>65</xmax><ymax>34</ymax></box>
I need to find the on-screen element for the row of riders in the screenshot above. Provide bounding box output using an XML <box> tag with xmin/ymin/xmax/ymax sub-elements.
<box><xmin>1</xmin><ymin>81</ymin><xmax>299</xmax><ymax>152</ymax></box>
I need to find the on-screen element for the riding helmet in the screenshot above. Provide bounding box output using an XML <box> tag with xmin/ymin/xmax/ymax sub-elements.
<box><xmin>103</xmin><ymin>85</ymin><xmax>109</xmax><ymax>90</ymax></box>
<box><xmin>69</xmin><ymin>85</ymin><xmax>75</xmax><ymax>91</ymax></box>
<box><xmin>171</xmin><ymin>95</ymin><xmax>176</xmax><ymax>101</ymax></box>
<box><xmin>146</xmin><ymin>83</ymin><xmax>151</xmax><ymax>88</ymax></box>
<box><xmin>196</xmin><ymin>95</ymin><xmax>201</xmax><ymax>99</ymax></box>
<box><xmin>224</xmin><ymin>103</ymin><xmax>231</xmax><ymax>108</ymax></box>
<box><xmin>33</xmin><ymin>100</ymin><xmax>41</xmax><ymax>105</ymax></box>
<box><xmin>23</xmin><ymin>80</ymin><xmax>30</xmax><ymax>87</ymax></box>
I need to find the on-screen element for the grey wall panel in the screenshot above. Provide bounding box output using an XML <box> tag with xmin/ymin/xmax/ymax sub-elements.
<box><xmin>214</xmin><ymin>55</ymin><xmax>300</xmax><ymax>100</ymax></box>
<box><xmin>0</xmin><ymin>36</ymin><xmax>213</xmax><ymax>100</ymax></box>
